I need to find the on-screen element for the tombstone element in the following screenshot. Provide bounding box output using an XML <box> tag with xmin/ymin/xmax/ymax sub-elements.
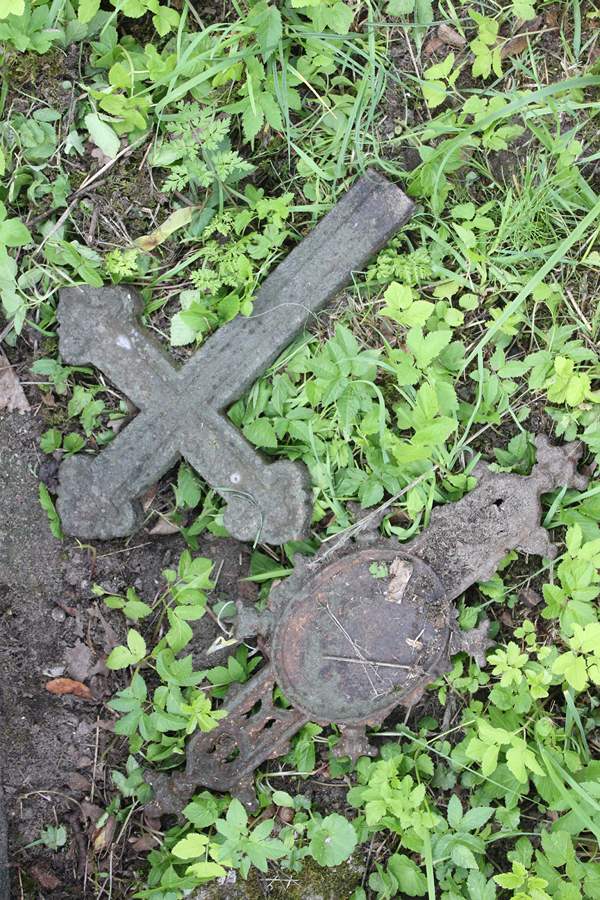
<box><xmin>145</xmin><ymin>436</ymin><xmax>588</xmax><ymax>813</ymax></box>
<box><xmin>57</xmin><ymin>171</ymin><xmax>414</xmax><ymax>543</ymax></box>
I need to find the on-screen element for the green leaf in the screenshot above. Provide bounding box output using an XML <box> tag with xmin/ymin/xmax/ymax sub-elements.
<box><xmin>40</xmin><ymin>429</ymin><xmax>62</xmax><ymax>454</ymax></box>
<box><xmin>323</xmin><ymin>1</ymin><xmax>354</xmax><ymax>33</ymax></box>
<box><xmin>242</xmin><ymin>101</ymin><xmax>264</xmax><ymax>143</ymax></box>
<box><xmin>152</xmin><ymin>4</ymin><xmax>179</xmax><ymax>36</ymax></box>
<box><xmin>243</xmin><ymin>418</ymin><xmax>278</xmax><ymax>448</ymax></box>
<box><xmin>388</xmin><ymin>854</ymin><xmax>428</xmax><ymax>896</ymax></box>
<box><xmin>308</xmin><ymin>814</ymin><xmax>357</xmax><ymax>867</ymax></box>
<box><xmin>272</xmin><ymin>790</ymin><xmax>295</xmax><ymax>808</ymax></box>
<box><xmin>106</xmin><ymin>645</ymin><xmax>135</xmax><ymax>669</ymax></box>
<box><xmin>226</xmin><ymin>798</ymin><xmax>248</xmax><ymax>830</ymax></box>
<box><xmin>172</xmin><ymin>832</ymin><xmax>209</xmax><ymax>859</ymax></box>
<box><xmin>183</xmin><ymin>793</ymin><xmax>221</xmax><ymax>828</ymax></box>
<box><xmin>84</xmin><ymin>113</ymin><xmax>120</xmax><ymax>160</ymax></box>
<box><xmin>123</xmin><ymin>599</ymin><xmax>152</xmax><ymax>621</ymax></box>
<box><xmin>77</xmin><ymin>0</ymin><xmax>101</xmax><ymax>22</ymax></box>
<box><xmin>176</xmin><ymin>463</ymin><xmax>202</xmax><ymax>509</ymax></box>
<box><xmin>387</xmin><ymin>0</ymin><xmax>414</xmax><ymax>13</ymax></box>
<box><xmin>407</xmin><ymin>327</ymin><xmax>452</xmax><ymax>368</ymax></box>
<box><xmin>451</xmin><ymin>843</ymin><xmax>479</xmax><ymax>869</ymax></box>
<box><xmin>170</xmin><ymin>311</ymin><xmax>197</xmax><ymax>346</ymax></box>
<box><xmin>512</xmin><ymin>0</ymin><xmax>536</xmax><ymax>20</ymax></box>
<box><xmin>552</xmin><ymin>651</ymin><xmax>588</xmax><ymax>692</ymax></box>
<box><xmin>447</xmin><ymin>793</ymin><xmax>463</xmax><ymax>828</ymax></box>
<box><xmin>38</xmin><ymin>484</ymin><xmax>63</xmax><ymax>540</ymax></box>
<box><xmin>248</xmin><ymin>2</ymin><xmax>282</xmax><ymax>59</ymax></box>
<box><xmin>0</xmin><ymin>0</ymin><xmax>25</xmax><ymax>17</ymax></box>
<box><xmin>127</xmin><ymin>628</ymin><xmax>147</xmax><ymax>662</ymax></box>
<box><xmin>424</xmin><ymin>52</ymin><xmax>455</xmax><ymax>80</ymax></box>
<box><xmin>0</xmin><ymin>217</ymin><xmax>31</xmax><ymax>248</ymax></box>
<box><xmin>186</xmin><ymin>861</ymin><xmax>227</xmax><ymax>880</ymax></box>
<box><xmin>63</xmin><ymin>433</ymin><xmax>85</xmax><ymax>454</ymax></box>
<box><xmin>422</xmin><ymin>79</ymin><xmax>447</xmax><ymax>109</ymax></box>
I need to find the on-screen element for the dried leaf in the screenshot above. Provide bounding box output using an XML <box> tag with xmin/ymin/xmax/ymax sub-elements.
<box><xmin>135</xmin><ymin>205</ymin><xmax>199</xmax><ymax>252</ymax></box>
<box><xmin>149</xmin><ymin>517</ymin><xmax>180</xmax><ymax>535</ymax></box>
<box><xmin>501</xmin><ymin>34</ymin><xmax>529</xmax><ymax>58</ymax></box>
<box><xmin>65</xmin><ymin>640</ymin><xmax>94</xmax><ymax>682</ymax></box>
<box><xmin>519</xmin><ymin>587</ymin><xmax>542</xmax><ymax>607</ymax></box>
<box><xmin>93</xmin><ymin>814</ymin><xmax>116</xmax><ymax>853</ymax></box>
<box><xmin>437</xmin><ymin>23</ymin><xmax>466</xmax><ymax>47</ymax></box>
<box><xmin>0</xmin><ymin>348</ymin><xmax>30</xmax><ymax>413</ymax></box>
<box><xmin>45</xmin><ymin>677</ymin><xmax>93</xmax><ymax>700</ymax></box>
<box><xmin>80</xmin><ymin>801</ymin><xmax>104</xmax><ymax>825</ymax></box>
<box><xmin>423</xmin><ymin>35</ymin><xmax>444</xmax><ymax>56</ymax></box>
<box><xmin>130</xmin><ymin>833</ymin><xmax>160</xmax><ymax>852</ymax></box>
<box><xmin>386</xmin><ymin>558</ymin><xmax>413</xmax><ymax>604</ymax></box>
<box><xmin>30</xmin><ymin>865</ymin><xmax>62</xmax><ymax>891</ymax></box>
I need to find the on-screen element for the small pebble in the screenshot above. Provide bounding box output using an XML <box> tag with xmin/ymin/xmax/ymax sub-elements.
<box><xmin>51</xmin><ymin>608</ymin><xmax>66</xmax><ymax>622</ymax></box>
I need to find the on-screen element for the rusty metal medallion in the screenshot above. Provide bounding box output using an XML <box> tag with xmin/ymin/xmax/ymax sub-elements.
<box><xmin>144</xmin><ymin>436</ymin><xmax>590</xmax><ymax>814</ymax></box>
<box><xmin>271</xmin><ymin>549</ymin><xmax>448</xmax><ymax>724</ymax></box>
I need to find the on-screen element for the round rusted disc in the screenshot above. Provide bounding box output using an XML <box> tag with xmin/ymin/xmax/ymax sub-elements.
<box><xmin>271</xmin><ymin>547</ymin><xmax>449</xmax><ymax>724</ymax></box>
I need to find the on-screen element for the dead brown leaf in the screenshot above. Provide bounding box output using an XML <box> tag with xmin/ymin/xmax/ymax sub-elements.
<box><xmin>129</xmin><ymin>833</ymin><xmax>161</xmax><ymax>852</ymax></box>
<box><xmin>80</xmin><ymin>801</ymin><xmax>104</xmax><ymax>825</ymax></box>
<box><xmin>386</xmin><ymin>558</ymin><xmax>413</xmax><ymax>604</ymax></box>
<box><xmin>67</xmin><ymin>772</ymin><xmax>91</xmax><ymax>792</ymax></box>
<box><xmin>93</xmin><ymin>814</ymin><xmax>117</xmax><ymax>854</ymax></box>
<box><xmin>30</xmin><ymin>865</ymin><xmax>62</xmax><ymax>891</ymax></box>
<box><xmin>423</xmin><ymin>35</ymin><xmax>444</xmax><ymax>56</ymax></box>
<box><xmin>0</xmin><ymin>349</ymin><xmax>30</xmax><ymax>413</ymax></box>
<box><xmin>148</xmin><ymin>517</ymin><xmax>180</xmax><ymax>535</ymax></box>
<box><xmin>519</xmin><ymin>587</ymin><xmax>542</xmax><ymax>607</ymax></box>
<box><xmin>45</xmin><ymin>677</ymin><xmax>93</xmax><ymax>700</ymax></box>
<box><xmin>65</xmin><ymin>640</ymin><xmax>94</xmax><ymax>682</ymax></box>
<box><xmin>437</xmin><ymin>23</ymin><xmax>466</xmax><ymax>47</ymax></box>
<box><xmin>501</xmin><ymin>34</ymin><xmax>530</xmax><ymax>58</ymax></box>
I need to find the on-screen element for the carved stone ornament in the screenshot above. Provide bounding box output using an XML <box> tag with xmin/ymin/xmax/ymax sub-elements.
<box><xmin>145</xmin><ymin>435</ymin><xmax>588</xmax><ymax>814</ymax></box>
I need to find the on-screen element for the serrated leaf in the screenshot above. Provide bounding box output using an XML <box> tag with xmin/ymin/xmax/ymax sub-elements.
<box><xmin>172</xmin><ymin>832</ymin><xmax>209</xmax><ymax>859</ymax></box>
<box><xmin>243</xmin><ymin>418</ymin><xmax>278</xmax><ymax>448</ymax></box>
<box><xmin>388</xmin><ymin>854</ymin><xmax>428</xmax><ymax>896</ymax></box>
<box><xmin>447</xmin><ymin>793</ymin><xmax>463</xmax><ymax>828</ymax></box>
<box><xmin>106</xmin><ymin>645</ymin><xmax>135</xmax><ymax>669</ymax></box>
<box><xmin>126</xmin><ymin>629</ymin><xmax>146</xmax><ymax>661</ymax></box>
<box><xmin>407</xmin><ymin>327</ymin><xmax>452</xmax><ymax>368</ymax></box>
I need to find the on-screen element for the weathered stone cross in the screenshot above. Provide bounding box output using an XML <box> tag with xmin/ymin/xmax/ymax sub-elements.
<box><xmin>57</xmin><ymin>171</ymin><xmax>414</xmax><ymax>543</ymax></box>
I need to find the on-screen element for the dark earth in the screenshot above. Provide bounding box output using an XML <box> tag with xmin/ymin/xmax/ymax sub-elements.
<box><xmin>0</xmin><ymin>410</ymin><xmax>260</xmax><ymax>897</ymax></box>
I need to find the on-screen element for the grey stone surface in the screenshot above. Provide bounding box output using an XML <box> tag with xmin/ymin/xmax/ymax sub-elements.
<box><xmin>57</xmin><ymin>170</ymin><xmax>414</xmax><ymax>544</ymax></box>
<box><xmin>0</xmin><ymin>779</ymin><xmax>7</xmax><ymax>900</ymax></box>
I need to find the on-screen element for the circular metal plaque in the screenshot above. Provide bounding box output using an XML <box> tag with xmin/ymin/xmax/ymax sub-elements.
<box><xmin>271</xmin><ymin>547</ymin><xmax>449</xmax><ymax>724</ymax></box>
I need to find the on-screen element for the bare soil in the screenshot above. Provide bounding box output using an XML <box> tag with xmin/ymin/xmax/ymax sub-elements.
<box><xmin>0</xmin><ymin>411</ymin><xmax>257</xmax><ymax>897</ymax></box>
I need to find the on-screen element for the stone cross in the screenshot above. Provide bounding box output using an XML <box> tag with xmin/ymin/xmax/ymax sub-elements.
<box><xmin>57</xmin><ymin>170</ymin><xmax>414</xmax><ymax>543</ymax></box>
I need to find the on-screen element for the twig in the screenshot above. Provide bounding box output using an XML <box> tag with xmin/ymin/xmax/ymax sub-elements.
<box><xmin>323</xmin><ymin>655</ymin><xmax>411</xmax><ymax>670</ymax></box>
